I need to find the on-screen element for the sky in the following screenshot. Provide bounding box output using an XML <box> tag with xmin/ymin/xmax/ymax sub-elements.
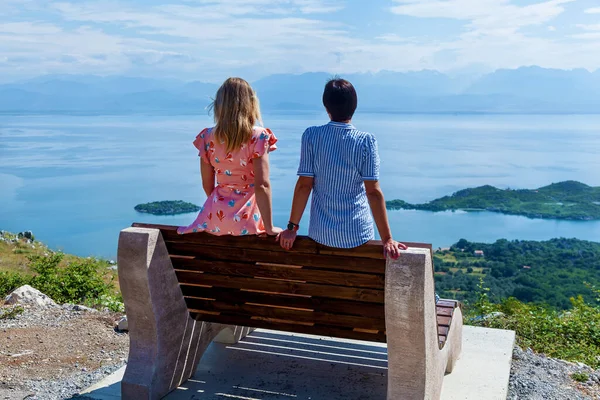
<box><xmin>2</xmin><ymin>0</ymin><xmax>600</xmax><ymax>82</ymax></box>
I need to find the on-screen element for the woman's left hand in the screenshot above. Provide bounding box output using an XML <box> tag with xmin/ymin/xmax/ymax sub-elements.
<box><xmin>383</xmin><ymin>239</ymin><xmax>408</xmax><ymax>260</ymax></box>
<box><xmin>265</xmin><ymin>226</ymin><xmax>283</xmax><ymax>236</ymax></box>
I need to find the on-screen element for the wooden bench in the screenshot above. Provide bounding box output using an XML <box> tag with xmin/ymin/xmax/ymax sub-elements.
<box><xmin>118</xmin><ymin>223</ymin><xmax>463</xmax><ymax>400</ymax></box>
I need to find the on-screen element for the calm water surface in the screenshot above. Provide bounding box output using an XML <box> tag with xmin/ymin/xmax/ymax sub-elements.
<box><xmin>1</xmin><ymin>113</ymin><xmax>599</xmax><ymax>258</ymax></box>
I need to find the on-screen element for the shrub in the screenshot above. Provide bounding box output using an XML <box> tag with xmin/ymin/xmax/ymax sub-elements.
<box><xmin>466</xmin><ymin>283</ymin><xmax>600</xmax><ymax>369</ymax></box>
<box><xmin>0</xmin><ymin>271</ymin><xmax>31</xmax><ymax>297</ymax></box>
<box><xmin>26</xmin><ymin>253</ymin><xmax>123</xmax><ymax>311</ymax></box>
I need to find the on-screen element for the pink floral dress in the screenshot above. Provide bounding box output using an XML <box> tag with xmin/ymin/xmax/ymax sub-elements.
<box><xmin>177</xmin><ymin>127</ymin><xmax>278</xmax><ymax>236</ymax></box>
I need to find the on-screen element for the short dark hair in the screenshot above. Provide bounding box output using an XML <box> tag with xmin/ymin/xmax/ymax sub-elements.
<box><xmin>322</xmin><ymin>78</ymin><xmax>357</xmax><ymax>122</ymax></box>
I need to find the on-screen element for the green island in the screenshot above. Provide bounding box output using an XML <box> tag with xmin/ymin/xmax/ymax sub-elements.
<box><xmin>134</xmin><ymin>200</ymin><xmax>200</xmax><ymax>215</ymax></box>
<box><xmin>386</xmin><ymin>180</ymin><xmax>600</xmax><ymax>221</ymax></box>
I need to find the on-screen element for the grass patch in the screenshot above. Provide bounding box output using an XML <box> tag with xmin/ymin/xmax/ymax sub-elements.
<box><xmin>0</xmin><ymin>305</ymin><xmax>24</xmax><ymax>320</ymax></box>
<box><xmin>435</xmin><ymin>252</ymin><xmax>458</xmax><ymax>263</ymax></box>
<box><xmin>571</xmin><ymin>372</ymin><xmax>590</xmax><ymax>383</ymax></box>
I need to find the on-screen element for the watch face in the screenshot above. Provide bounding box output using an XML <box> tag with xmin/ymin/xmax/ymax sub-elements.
<box><xmin>287</xmin><ymin>222</ymin><xmax>295</xmax><ymax>231</ymax></box>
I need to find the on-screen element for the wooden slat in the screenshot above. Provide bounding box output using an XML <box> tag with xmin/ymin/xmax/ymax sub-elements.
<box><xmin>437</xmin><ymin>300</ymin><xmax>458</xmax><ymax>308</ymax></box>
<box><xmin>190</xmin><ymin>313</ymin><xmax>387</xmax><ymax>343</ymax></box>
<box><xmin>133</xmin><ymin>223</ymin><xmax>319</xmax><ymax>253</ymax></box>
<box><xmin>436</xmin><ymin>299</ymin><xmax>461</xmax><ymax>350</ymax></box>
<box><xmin>185</xmin><ymin>298</ymin><xmax>386</xmax><ymax>331</ymax></box>
<box><xmin>132</xmin><ymin>223</ymin><xmax>179</xmax><ymax>231</ymax></box>
<box><xmin>436</xmin><ymin>306</ymin><xmax>454</xmax><ymax>317</ymax></box>
<box><xmin>166</xmin><ymin>242</ymin><xmax>386</xmax><ymax>274</ymax></box>
<box><xmin>319</xmin><ymin>242</ymin><xmax>433</xmax><ymax>259</ymax></box>
<box><xmin>175</xmin><ymin>271</ymin><xmax>384</xmax><ymax>303</ymax></box>
<box><xmin>132</xmin><ymin>223</ymin><xmax>431</xmax><ymax>261</ymax></box>
<box><xmin>172</xmin><ymin>258</ymin><xmax>384</xmax><ymax>289</ymax></box>
<box><xmin>180</xmin><ymin>286</ymin><xmax>386</xmax><ymax>319</ymax></box>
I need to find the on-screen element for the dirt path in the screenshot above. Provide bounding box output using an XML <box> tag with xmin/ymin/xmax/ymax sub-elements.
<box><xmin>0</xmin><ymin>305</ymin><xmax>128</xmax><ymax>400</ymax></box>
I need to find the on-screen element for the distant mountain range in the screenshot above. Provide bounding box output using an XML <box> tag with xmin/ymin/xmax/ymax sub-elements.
<box><xmin>2</xmin><ymin>66</ymin><xmax>600</xmax><ymax>114</ymax></box>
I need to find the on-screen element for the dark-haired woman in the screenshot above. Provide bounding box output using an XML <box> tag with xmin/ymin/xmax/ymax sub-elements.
<box><xmin>278</xmin><ymin>78</ymin><xmax>406</xmax><ymax>258</ymax></box>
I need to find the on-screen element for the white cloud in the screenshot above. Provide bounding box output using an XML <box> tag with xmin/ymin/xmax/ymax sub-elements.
<box><xmin>584</xmin><ymin>7</ymin><xmax>600</xmax><ymax>14</ymax></box>
<box><xmin>571</xmin><ymin>32</ymin><xmax>600</xmax><ymax>40</ymax></box>
<box><xmin>572</xmin><ymin>23</ymin><xmax>600</xmax><ymax>40</ymax></box>
<box><xmin>1</xmin><ymin>0</ymin><xmax>600</xmax><ymax>81</ymax></box>
<box><xmin>0</xmin><ymin>0</ymin><xmax>431</xmax><ymax>81</ymax></box>
<box><xmin>293</xmin><ymin>0</ymin><xmax>345</xmax><ymax>13</ymax></box>
<box><xmin>386</xmin><ymin>0</ymin><xmax>597</xmax><ymax>72</ymax></box>
<box><xmin>0</xmin><ymin>1</ymin><xmax>355</xmax><ymax>80</ymax></box>
<box><xmin>391</xmin><ymin>0</ymin><xmax>574</xmax><ymax>34</ymax></box>
<box><xmin>0</xmin><ymin>22</ymin><xmax>63</xmax><ymax>35</ymax></box>
<box><xmin>376</xmin><ymin>33</ymin><xmax>415</xmax><ymax>42</ymax></box>
<box><xmin>576</xmin><ymin>23</ymin><xmax>600</xmax><ymax>31</ymax></box>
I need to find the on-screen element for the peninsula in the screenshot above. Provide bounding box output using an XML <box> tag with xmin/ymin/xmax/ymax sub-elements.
<box><xmin>386</xmin><ymin>181</ymin><xmax>600</xmax><ymax>221</ymax></box>
<box><xmin>134</xmin><ymin>200</ymin><xmax>200</xmax><ymax>216</ymax></box>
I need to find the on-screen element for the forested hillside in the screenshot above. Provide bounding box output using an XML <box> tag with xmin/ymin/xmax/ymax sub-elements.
<box><xmin>435</xmin><ymin>238</ymin><xmax>600</xmax><ymax>309</ymax></box>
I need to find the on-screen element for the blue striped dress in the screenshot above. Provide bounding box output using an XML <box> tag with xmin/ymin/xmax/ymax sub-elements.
<box><xmin>297</xmin><ymin>121</ymin><xmax>380</xmax><ymax>248</ymax></box>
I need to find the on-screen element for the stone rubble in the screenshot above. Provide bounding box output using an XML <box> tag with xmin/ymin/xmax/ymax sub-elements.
<box><xmin>0</xmin><ymin>294</ymin><xmax>128</xmax><ymax>400</ymax></box>
<box><xmin>4</xmin><ymin>286</ymin><xmax>57</xmax><ymax>309</ymax></box>
<box><xmin>508</xmin><ymin>346</ymin><xmax>600</xmax><ymax>400</ymax></box>
<box><xmin>0</xmin><ymin>231</ymin><xmax>35</xmax><ymax>245</ymax></box>
<box><xmin>116</xmin><ymin>316</ymin><xmax>128</xmax><ymax>332</ymax></box>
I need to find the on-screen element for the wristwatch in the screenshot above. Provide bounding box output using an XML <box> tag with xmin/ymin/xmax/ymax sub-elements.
<box><xmin>287</xmin><ymin>221</ymin><xmax>300</xmax><ymax>231</ymax></box>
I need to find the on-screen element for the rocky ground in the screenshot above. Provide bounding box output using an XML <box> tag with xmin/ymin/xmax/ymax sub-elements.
<box><xmin>0</xmin><ymin>301</ymin><xmax>127</xmax><ymax>400</ymax></box>
<box><xmin>1</xmin><ymin>290</ymin><xmax>599</xmax><ymax>399</ymax></box>
<box><xmin>508</xmin><ymin>347</ymin><xmax>600</xmax><ymax>400</ymax></box>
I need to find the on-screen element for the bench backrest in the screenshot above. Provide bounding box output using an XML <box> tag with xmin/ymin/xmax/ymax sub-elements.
<box><xmin>133</xmin><ymin>223</ymin><xmax>435</xmax><ymax>343</ymax></box>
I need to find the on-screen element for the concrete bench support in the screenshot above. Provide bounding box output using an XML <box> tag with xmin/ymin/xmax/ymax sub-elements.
<box><xmin>117</xmin><ymin>228</ymin><xmax>253</xmax><ymax>400</ymax></box>
<box><xmin>386</xmin><ymin>249</ymin><xmax>463</xmax><ymax>400</ymax></box>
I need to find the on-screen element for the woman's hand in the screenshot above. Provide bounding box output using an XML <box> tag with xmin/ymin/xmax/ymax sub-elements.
<box><xmin>278</xmin><ymin>229</ymin><xmax>297</xmax><ymax>250</ymax></box>
<box><xmin>383</xmin><ymin>239</ymin><xmax>408</xmax><ymax>259</ymax></box>
<box><xmin>265</xmin><ymin>226</ymin><xmax>283</xmax><ymax>236</ymax></box>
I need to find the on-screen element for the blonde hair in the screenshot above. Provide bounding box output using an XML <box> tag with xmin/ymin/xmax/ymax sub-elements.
<box><xmin>209</xmin><ymin>77</ymin><xmax>262</xmax><ymax>153</ymax></box>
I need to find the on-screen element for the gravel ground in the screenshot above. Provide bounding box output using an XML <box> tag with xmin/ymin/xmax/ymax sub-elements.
<box><xmin>2</xmin><ymin>303</ymin><xmax>599</xmax><ymax>399</ymax></box>
<box><xmin>0</xmin><ymin>304</ymin><xmax>128</xmax><ymax>400</ymax></box>
<box><xmin>508</xmin><ymin>346</ymin><xmax>600</xmax><ymax>400</ymax></box>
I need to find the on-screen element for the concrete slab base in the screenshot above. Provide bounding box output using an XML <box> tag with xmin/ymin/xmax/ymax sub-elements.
<box><xmin>80</xmin><ymin>326</ymin><xmax>515</xmax><ymax>400</ymax></box>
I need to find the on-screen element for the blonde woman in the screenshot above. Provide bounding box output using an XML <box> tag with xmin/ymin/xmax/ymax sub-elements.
<box><xmin>178</xmin><ymin>77</ymin><xmax>282</xmax><ymax>236</ymax></box>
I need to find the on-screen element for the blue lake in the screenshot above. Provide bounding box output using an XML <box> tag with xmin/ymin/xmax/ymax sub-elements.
<box><xmin>1</xmin><ymin>113</ymin><xmax>600</xmax><ymax>259</ymax></box>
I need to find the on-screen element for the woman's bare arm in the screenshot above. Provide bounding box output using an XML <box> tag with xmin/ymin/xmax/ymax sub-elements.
<box><xmin>253</xmin><ymin>152</ymin><xmax>280</xmax><ymax>235</ymax></box>
<box><xmin>201</xmin><ymin>160</ymin><xmax>215</xmax><ymax>197</ymax></box>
